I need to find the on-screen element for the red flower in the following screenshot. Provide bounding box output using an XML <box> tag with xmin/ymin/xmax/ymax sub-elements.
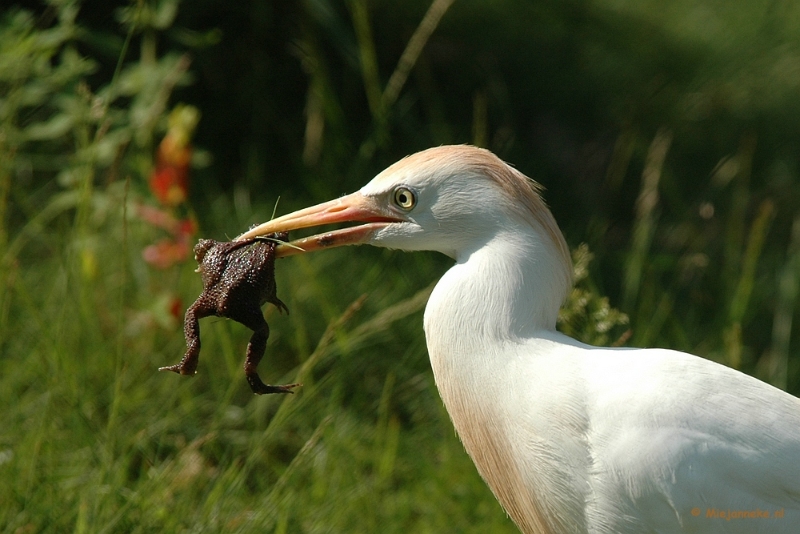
<box><xmin>142</xmin><ymin>238</ymin><xmax>192</xmax><ymax>270</ymax></box>
<box><xmin>168</xmin><ymin>296</ymin><xmax>183</xmax><ymax>322</ymax></box>
<box><xmin>148</xmin><ymin>105</ymin><xmax>199</xmax><ymax>207</ymax></box>
<box><xmin>141</xmin><ymin>105</ymin><xmax>200</xmax><ymax>269</ymax></box>
<box><xmin>149</xmin><ymin>164</ymin><xmax>189</xmax><ymax>206</ymax></box>
<box><xmin>177</xmin><ymin>217</ymin><xmax>198</xmax><ymax>238</ymax></box>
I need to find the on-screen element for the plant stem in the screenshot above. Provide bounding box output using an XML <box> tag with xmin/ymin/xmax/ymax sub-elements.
<box><xmin>623</xmin><ymin>127</ymin><xmax>673</xmax><ymax>311</ymax></box>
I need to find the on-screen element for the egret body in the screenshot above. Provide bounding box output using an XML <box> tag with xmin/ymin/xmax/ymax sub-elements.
<box><xmin>239</xmin><ymin>145</ymin><xmax>800</xmax><ymax>533</ymax></box>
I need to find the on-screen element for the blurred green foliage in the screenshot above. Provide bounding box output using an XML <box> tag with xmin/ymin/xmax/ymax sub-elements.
<box><xmin>2</xmin><ymin>0</ymin><xmax>800</xmax><ymax>531</ymax></box>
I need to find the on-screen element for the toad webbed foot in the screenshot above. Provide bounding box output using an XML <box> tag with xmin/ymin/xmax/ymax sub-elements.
<box><xmin>246</xmin><ymin>376</ymin><xmax>302</xmax><ymax>395</ymax></box>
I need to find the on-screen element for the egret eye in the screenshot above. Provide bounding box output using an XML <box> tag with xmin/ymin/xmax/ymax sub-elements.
<box><xmin>393</xmin><ymin>187</ymin><xmax>416</xmax><ymax>210</ymax></box>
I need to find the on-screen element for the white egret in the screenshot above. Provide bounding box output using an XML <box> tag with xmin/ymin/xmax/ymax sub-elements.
<box><xmin>238</xmin><ymin>145</ymin><xmax>800</xmax><ymax>533</ymax></box>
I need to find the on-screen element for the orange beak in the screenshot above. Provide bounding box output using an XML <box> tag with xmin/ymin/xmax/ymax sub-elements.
<box><xmin>235</xmin><ymin>192</ymin><xmax>402</xmax><ymax>257</ymax></box>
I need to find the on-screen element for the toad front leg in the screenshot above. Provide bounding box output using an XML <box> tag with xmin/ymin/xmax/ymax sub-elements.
<box><xmin>159</xmin><ymin>299</ymin><xmax>211</xmax><ymax>376</ymax></box>
<box><xmin>238</xmin><ymin>307</ymin><xmax>301</xmax><ymax>395</ymax></box>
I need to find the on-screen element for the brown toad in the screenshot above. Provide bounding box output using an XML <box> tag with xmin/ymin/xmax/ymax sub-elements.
<box><xmin>159</xmin><ymin>233</ymin><xmax>300</xmax><ymax>395</ymax></box>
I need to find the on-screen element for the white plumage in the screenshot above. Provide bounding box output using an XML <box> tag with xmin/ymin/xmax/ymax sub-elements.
<box><xmin>239</xmin><ymin>145</ymin><xmax>800</xmax><ymax>533</ymax></box>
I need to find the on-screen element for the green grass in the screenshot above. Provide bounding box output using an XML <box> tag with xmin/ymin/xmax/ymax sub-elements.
<box><xmin>2</xmin><ymin>184</ymin><xmax>637</xmax><ymax>532</ymax></box>
<box><xmin>0</xmin><ymin>193</ymin><xmax>523</xmax><ymax>532</ymax></box>
<box><xmin>0</xmin><ymin>4</ymin><xmax>518</xmax><ymax>529</ymax></box>
<box><xmin>4</xmin><ymin>0</ymin><xmax>800</xmax><ymax>531</ymax></box>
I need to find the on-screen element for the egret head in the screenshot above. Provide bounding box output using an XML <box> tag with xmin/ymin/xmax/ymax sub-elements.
<box><xmin>238</xmin><ymin>145</ymin><xmax>570</xmax><ymax>271</ymax></box>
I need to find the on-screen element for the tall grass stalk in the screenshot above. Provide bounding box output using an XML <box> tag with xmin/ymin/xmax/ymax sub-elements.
<box><xmin>381</xmin><ymin>0</ymin><xmax>456</xmax><ymax>109</ymax></box>
<box><xmin>623</xmin><ymin>127</ymin><xmax>673</xmax><ymax>311</ymax></box>
<box><xmin>348</xmin><ymin>0</ymin><xmax>384</xmax><ymax>124</ymax></box>
<box><xmin>724</xmin><ymin>199</ymin><xmax>774</xmax><ymax>368</ymax></box>
<box><xmin>721</xmin><ymin>134</ymin><xmax>758</xmax><ymax>294</ymax></box>
<box><xmin>763</xmin><ymin>216</ymin><xmax>800</xmax><ymax>389</ymax></box>
<box><xmin>349</xmin><ymin>0</ymin><xmax>454</xmax><ymax>152</ymax></box>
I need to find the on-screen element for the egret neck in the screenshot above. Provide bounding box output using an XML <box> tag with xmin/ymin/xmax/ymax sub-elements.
<box><xmin>425</xmin><ymin>226</ymin><xmax>569</xmax><ymax>355</ymax></box>
<box><xmin>423</xmin><ymin>225</ymin><xmax>576</xmax><ymax>534</ymax></box>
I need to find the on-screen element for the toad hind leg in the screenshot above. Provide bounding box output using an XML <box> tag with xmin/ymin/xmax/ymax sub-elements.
<box><xmin>241</xmin><ymin>310</ymin><xmax>300</xmax><ymax>395</ymax></box>
<box><xmin>160</xmin><ymin>301</ymin><xmax>209</xmax><ymax>376</ymax></box>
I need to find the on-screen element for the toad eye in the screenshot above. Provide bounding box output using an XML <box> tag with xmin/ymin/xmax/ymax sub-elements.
<box><xmin>392</xmin><ymin>187</ymin><xmax>416</xmax><ymax>210</ymax></box>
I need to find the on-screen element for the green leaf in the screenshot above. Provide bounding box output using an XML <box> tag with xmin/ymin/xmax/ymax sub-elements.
<box><xmin>22</xmin><ymin>113</ymin><xmax>73</xmax><ymax>141</ymax></box>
